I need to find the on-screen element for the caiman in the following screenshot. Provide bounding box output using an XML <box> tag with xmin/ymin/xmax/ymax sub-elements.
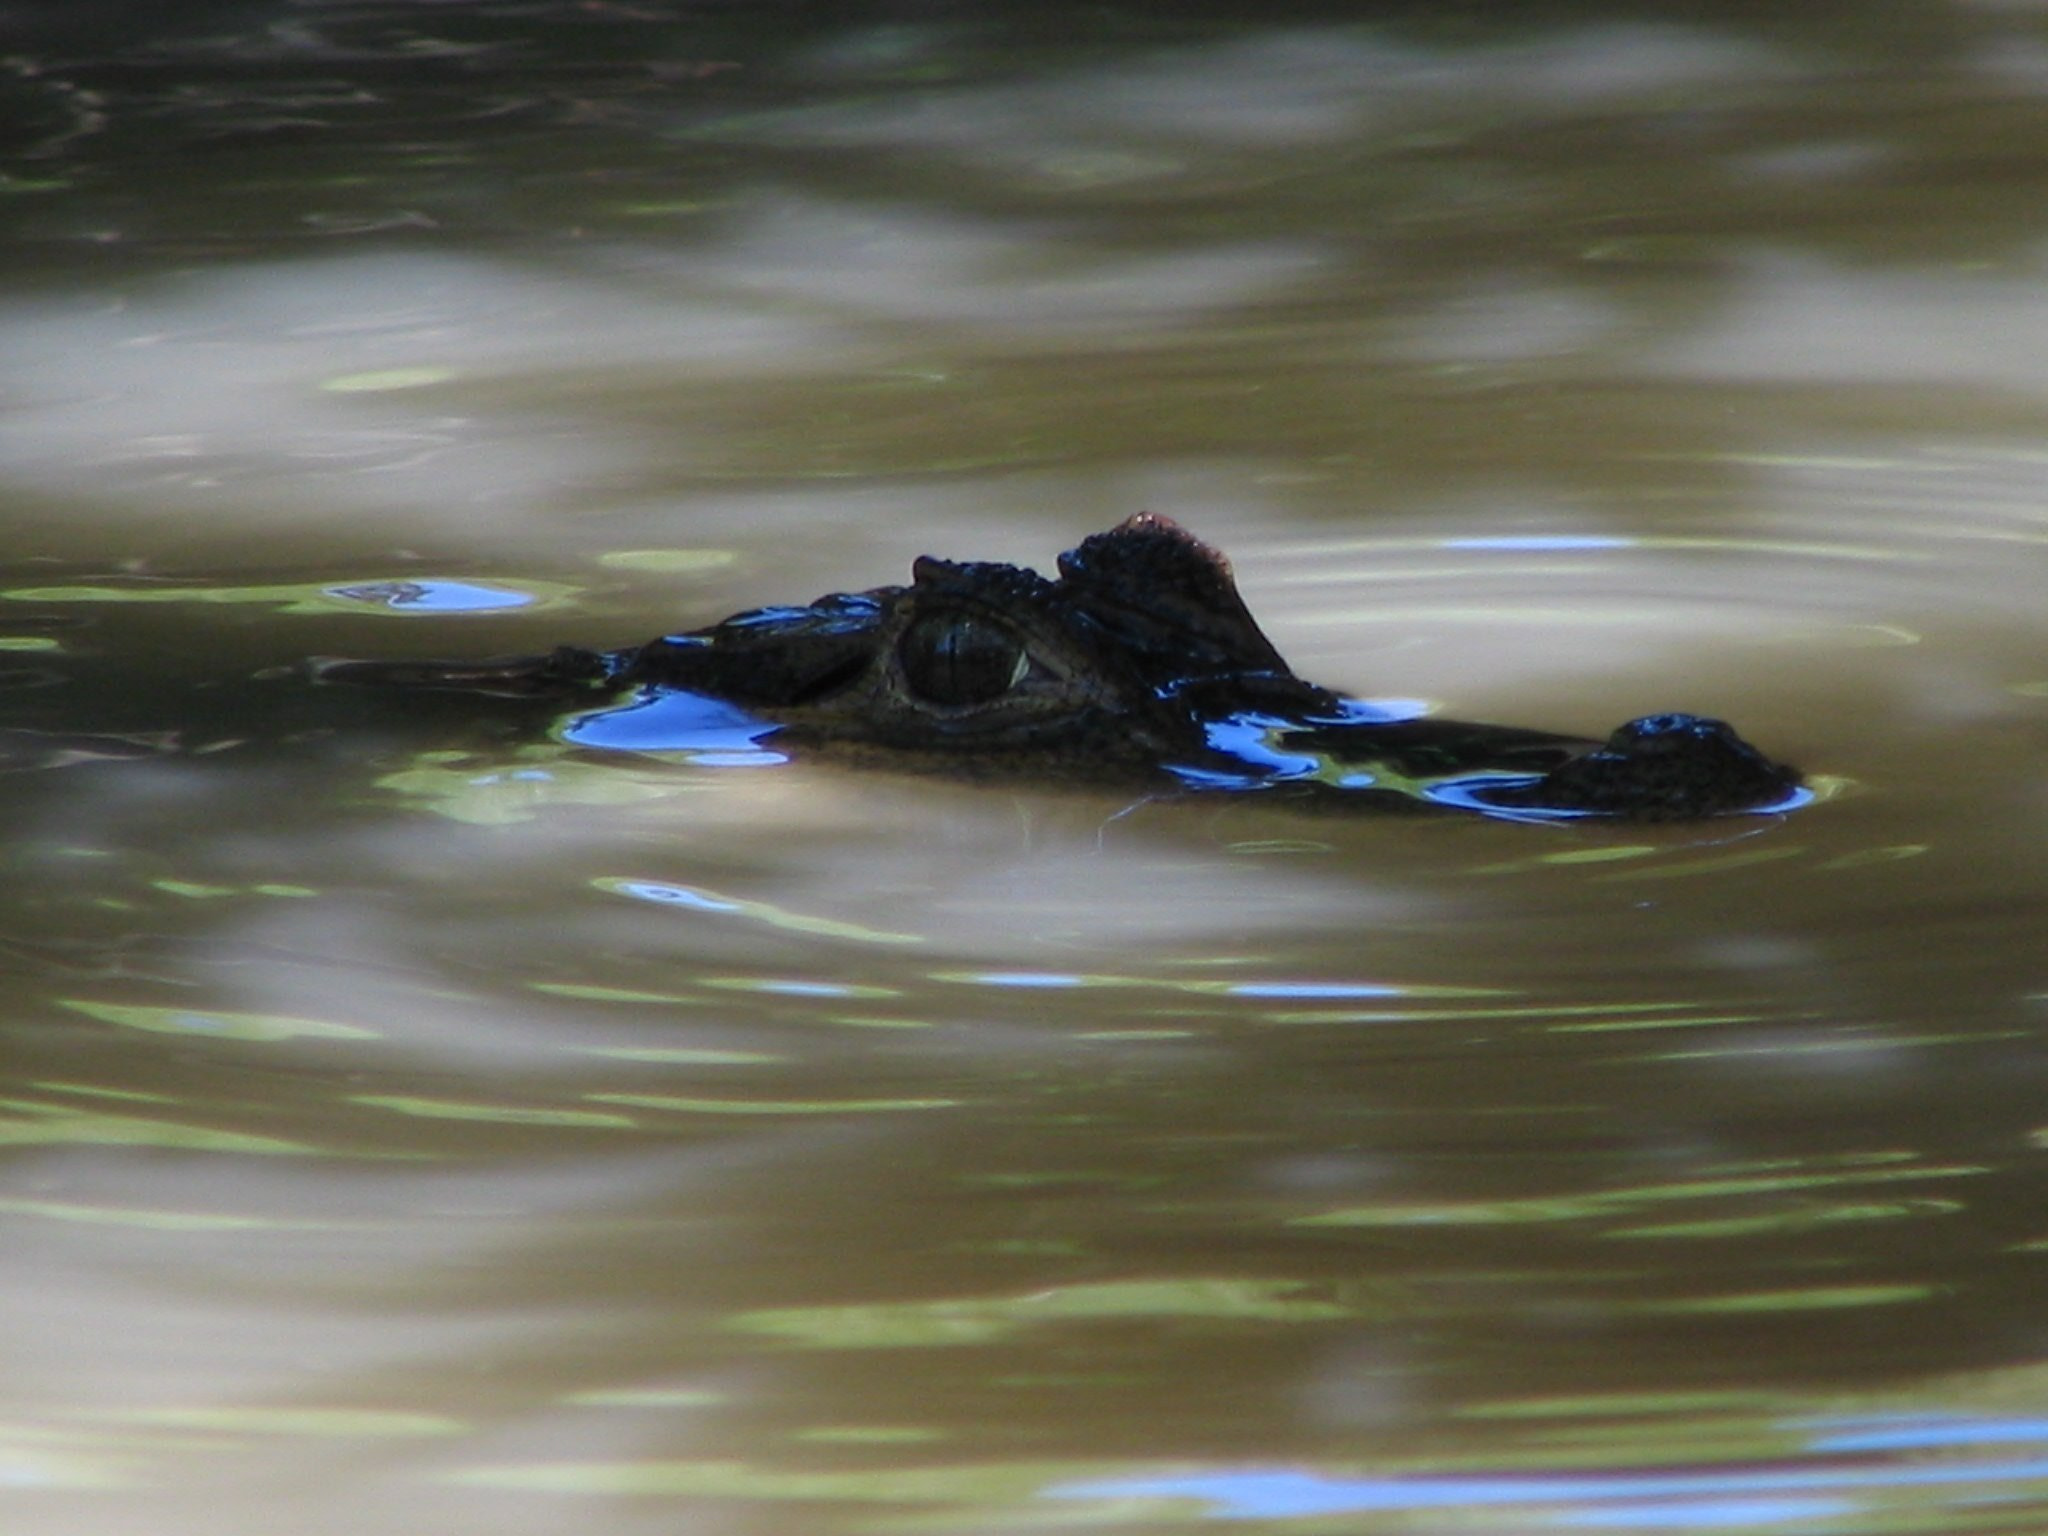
<box><xmin>320</xmin><ymin>513</ymin><xmax>1806</xmax><ymax>821</ymax></box>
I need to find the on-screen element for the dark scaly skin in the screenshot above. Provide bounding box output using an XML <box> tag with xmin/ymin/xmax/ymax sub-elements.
<box><xmin>318</xmin><ymin>514</ymin><xmax>1804</xmax><ymax>820</ymax></box>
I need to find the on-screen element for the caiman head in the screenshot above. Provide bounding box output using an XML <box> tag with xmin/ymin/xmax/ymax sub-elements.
<box><xmin>317</xmin><ymin>513</ymin><xmax>1806</xmax><ymax>818</ymax></box>
<box><xmin>618</xmin><ymin>512</ymin><xmax>1329</xmax><ymax>770</ymax></box>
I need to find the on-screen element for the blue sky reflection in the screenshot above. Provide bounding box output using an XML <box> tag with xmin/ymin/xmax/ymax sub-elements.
<box><xmin>1045</xmin><ymin>1445</ymin><xmax>2048</xmax><ymax>1523</ymax></box>
<box><xmin>562</xmin><ymin>688</ymin><xmax>787</xmax><ymax>766</ymax></box>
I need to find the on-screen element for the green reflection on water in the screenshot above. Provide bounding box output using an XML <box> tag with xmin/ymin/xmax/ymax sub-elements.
<box><xmin>594</xmin><ymin>877</ymin><xmax>924</xmax><ymax>946</ymax></box>
<box><xmin>587</xmin><ymin>1093</ymin><xmax>956</xmax><ymax>1116</ymax></box>
<box><xmin>530</xmin><ymin>982</ymin><xmax>695</xmax><ymax>1004</ymax></box>
<box><xmin>1546</xmin><ymin>1011</ymin><xmax>1778</xmax><ymax>1034</ymax></box>
<box><xmin>1647</xmin><ymin>1028</ymin><xmax>2027</xmax><ymax>1060</ymax></box>
<box><xmin>1608</xmin><ymin>1197</ymin><xmax>1965</xmax><ymax>1239</ymax></box>
<box><xmin>1297</xmin><ymin>1158</ymin><xmax>1985</xmax><ymax>1229</ymax></box>
<box><xmin>1</xmin><ymin>578</ymin><xmax>574</xmax><ymax>613</ymax></box>
<box><xmin>1818</xmin><ymin>844</ymin><xmax>1930</xmax><ymax>869</ymax></box>
<box><xmin>33</xmin><ymin>1080</ymin><xmax>174</xmax><ymax>1104</ymax></box>
<box><xmin>150</xmin><ymin>878</ymin><xmax>317</xmax><ymax>900</ymax></box>
<box><xmin>348</xmin><ymin>1096</ymin><xmax>637</xmax><ymax>1129</ymax></box>
<box><xmin>1458</xmin><ymin>1390</ymin><xmax>1787</xmax><ymax>1421</ymax></box>
<box><xmin>730</xmin><ymin>1278</ymin><xmax>1362</xmax><ymax>1349</ymax></box>
<box><xmin>1470</xmin><ymin>845</ymin><xmax>1653</xmax><ymax>875</ymax></box>
<box><xmin>0</xmin><ymin>1099</ymin><xmax>314</xmax><ymax>1154</ymax></box>
<box><xmin>1589</xmin><ymin>846</ymin><xmax>1809</xmax><ymax>882</ymax></box>
<box><xmin>60</xmin><ymin>999</ymin><xmax>378</xmax><ymax>1042</ymax></box>
<box><xmin>701</xmin><ymin>976</ymin><xmax>902</xmax><ymax>998</ymax></box>
<box><xmin>1539</xmin><ymin>845</ymin><xmax>1658</xmax><ymax>866</ymax></box>
<box><xmin>574</xmin><ymin>1046</ymin><xmax>785</xmax><ymax>1065</ymax></box>
<box><xmin>379</xmin><ymin>750</ymin><xmax>686</xmax><ymax>825</ymax></box>
<box><xmin>1641</xmin><ymin>1284</ymin><xmax>1937</xmax><ymax>1315</ymax></box>
<box><xmin>927</xmin><ymin>971</ymin><xmax>1500</xmax><ymax>999</ymax></box>
<box><xmin>320</xmin><ymin>366</ymin><xmax>460</xmax><ymax>392</ymax></box>
<box><xmin>1269</xmin><ymin>1000</ymin><xmax>1708</xmax><ymax>1027</ymax></box>
<box><xmin>1474</xmin><ymin>816</ymin><xmax>1869</xmax><ymax>883</ymax></box>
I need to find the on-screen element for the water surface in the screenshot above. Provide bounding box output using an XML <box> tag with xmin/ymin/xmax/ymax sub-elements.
<box><xmin>2</xmin><ymin>5</ymin><xmax>2045</xmax><ymax>1534</ymax></box>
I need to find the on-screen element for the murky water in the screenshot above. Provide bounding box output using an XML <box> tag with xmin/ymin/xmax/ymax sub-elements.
<box><xmin>3</xmin><ymin>5</ymin><xmax>2045</xmax><ymax>1533</ymax></box>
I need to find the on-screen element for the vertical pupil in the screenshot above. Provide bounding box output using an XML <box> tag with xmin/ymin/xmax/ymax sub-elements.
<box><xmin>900</xmin><ymin>613</ymin><xmax>1023</xmax><ymax>705</ymax></box>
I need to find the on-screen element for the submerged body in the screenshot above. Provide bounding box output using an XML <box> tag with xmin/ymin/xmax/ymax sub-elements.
<box><xmin>323</xmin><ymin>515</ymin><xmax>1804</xmax><ymax>820</ymax></box>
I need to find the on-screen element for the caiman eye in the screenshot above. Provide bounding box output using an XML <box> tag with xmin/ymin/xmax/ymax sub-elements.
<box><xmin>897</xmin><ymin>611</ymin><xmax>1028</xmax><ymax>707</ymax></box>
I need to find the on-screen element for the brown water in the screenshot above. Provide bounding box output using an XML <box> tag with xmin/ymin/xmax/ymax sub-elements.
<box><xmin>2</xmin><ymin>5</ymin><xmax>2046</xmax><ymax>1533</ymax></box>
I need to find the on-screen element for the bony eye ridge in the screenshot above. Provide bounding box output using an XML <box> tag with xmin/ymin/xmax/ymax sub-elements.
<box><xmin>897</xmin><ymin>611</ymin><xmax>1029</xmax><ymax>707</ymax></box>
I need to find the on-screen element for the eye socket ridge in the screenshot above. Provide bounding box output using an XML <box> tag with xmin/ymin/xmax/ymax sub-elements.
<box><xmin>896</xmin><ymin>608</ymin><xmax>1033</xmax><ymax>708</ymax></box>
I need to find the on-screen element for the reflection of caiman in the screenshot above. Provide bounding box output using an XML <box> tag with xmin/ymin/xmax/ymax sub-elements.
<box><xmin>323</xmin><ymin>514</ymin><xmax>1804</xmax><ymax>820</ymax></box>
